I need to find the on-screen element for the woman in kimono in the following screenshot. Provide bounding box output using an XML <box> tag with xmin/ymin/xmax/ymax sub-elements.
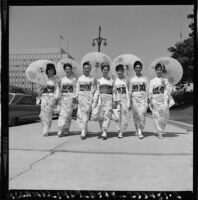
<box><xmin>76</xmin><ymin>61</ymin><xmax>97</xmax><ymax>139</ymax></box>
<box><xmin>96</xmin><ymin>62</ymin><xmax>114</xmax><ymax>140</ymax></box>
<box><xmin>39</xmin><ymin>63</ymin><xmax>60</xmax><ymax>136</ymax></box>
<box><xmin>149</xmin><ymin>63</ymin><xmax>174</xmax><ymax>139</ymax></box>
<box><xmin>57</xmin><ymin>63</ymin><xmax>77</xmax><ymax>137</ymax></box>
<box><xmin>113</xmin><ymin>64</ymin><xmax>131</xmax><ymax>138</ymax></box>
<box><xmin>130</xmin><ymin>61</ymin><xmax>149</xmax><ymax>139</ymax></box>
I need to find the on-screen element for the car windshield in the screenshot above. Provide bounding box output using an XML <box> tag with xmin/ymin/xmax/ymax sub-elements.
<box><xmin>9</xmin><ymin>94</ymin><xmax>14</xmax><ymax>104</ymax></box>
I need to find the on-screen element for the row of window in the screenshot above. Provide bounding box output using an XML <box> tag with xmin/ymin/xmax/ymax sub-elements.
<box><xmin>9</xmin><ymin>54</ymin><xmax>61</xmax><ymax>60</ymax></box>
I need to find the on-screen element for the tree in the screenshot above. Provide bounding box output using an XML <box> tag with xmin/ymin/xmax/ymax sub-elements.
<box><xmin>167</xmin><ymin>12</ymin><xmax>194</xmax><ymax>83</ymax></box>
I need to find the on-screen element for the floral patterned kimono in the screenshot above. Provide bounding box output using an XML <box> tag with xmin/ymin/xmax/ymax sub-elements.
<box><xmin>113</xmin><ymin>77</ymin><xmax>130</xmax><ymax>133</ymax></box>
<box><xmin>76</xmin><ymin>74</ymin><xmax>96</xmax><ymax>131</ymax></box>
<box><xmin>96</xmin><ymin>77</ymin><xmax>114</xmax><ymax>132</ymax></box>
<box><xmin>130</xmin><ymin>75</ymin><xmax>149</xmax><ymax>132</ymax></box>
<box><xmin>149</xmin><ymin>77</ymin><xmax>174</xmax><ymax>133</ymax></box>
<box><xmin>57</xmin><ymin>76</ymin><xmax>77</xmax><ymax>133</ymax></box>
<box><xmin>39</xmin><ymin>76</ymin><xmax>60</xmax><ymax>135</ymax></box>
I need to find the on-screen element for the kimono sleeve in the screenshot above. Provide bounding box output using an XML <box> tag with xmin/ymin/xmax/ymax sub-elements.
<box><xmin>148</xmin><ymin>79</ymin><xmax>153</xmax><ymax>99</ymax></box>
<box><xmin>75</xmin><ymin>77</ymin><xmax>80</xmax><ymax>97</ymax></box>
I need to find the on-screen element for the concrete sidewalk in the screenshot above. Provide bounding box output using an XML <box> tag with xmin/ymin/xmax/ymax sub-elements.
<box><xmin>9</xmin><ymin>114</ymin><xmax>193</xmax><ymax>191</ymax></box>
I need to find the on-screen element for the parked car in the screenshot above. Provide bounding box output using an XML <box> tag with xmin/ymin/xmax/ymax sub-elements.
<box><xmin>9</xmin><ymin>93</ymin><xmax>41</xmax><ymax>126</ymax></box>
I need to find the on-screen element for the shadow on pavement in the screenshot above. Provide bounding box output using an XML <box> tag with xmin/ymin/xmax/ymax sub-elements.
<box><xmin>47</xmin><ymin>130</ymin><xmax>188</xmax><ymax>139</ymax></box>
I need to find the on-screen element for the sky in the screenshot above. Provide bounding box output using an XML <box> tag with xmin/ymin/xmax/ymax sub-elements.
<box><xmin>9</xmin><ymin>5</ymin><xmax>193</xmax><ymax>69</ymax></box>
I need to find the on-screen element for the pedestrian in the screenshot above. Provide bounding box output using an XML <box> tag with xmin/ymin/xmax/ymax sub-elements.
<box><xmin>76</xmin><ymin>61</ymin><xmax>97</xmax><ymax>139</ymax></box>
<box><xmin>130</xmin><ymin>61</ymin><xmax>149</xmax><ymax>139</ymax></box>
<box><xmin>148</xmin><ymin>63</ymin><xmax>174</xmax><ymax>139</ymax></box>
<box><xmin>57</xmin><ymin>63</ymin><xmax>77</xmax><ymax>137</ymax></box>
<box><xmin>39</xmin><ymin>63</ymin><xmax>60</xmax><ymax>136</ymax></box>
<box><xmin>96</xmin><ymin>62</ymin><xmax>114</xmax><ymax>140</ymax></box>
<box><xmin>112</xmin><ymin>64</ymin><xmax>130</xmax><ymax>138</ymax></box>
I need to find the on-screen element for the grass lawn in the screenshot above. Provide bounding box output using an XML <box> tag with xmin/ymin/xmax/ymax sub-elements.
<box><xmin>169</xmin><ymin>105</ymin><xmax>193</xmax><ymax>125</ymax></box>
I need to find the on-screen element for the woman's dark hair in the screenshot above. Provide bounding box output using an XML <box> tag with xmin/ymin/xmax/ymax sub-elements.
<box><xmin>46</xmin><ymin>63</ymin><xmax>56</xmax><ymax>75</ymax></box>
<box><xmin>115</xmin><ymin>64</ymin><xmax>124</xmax><ymax>72</ymax></box>
<box><xmin>83</xmin><ymin>61</ymin><xmax>91</xmax><ymax>69</ymax></box>
<box><xmin>63</xmin><ymin>63</ymin><xmax>72</xmax><ymax>70</ymax></box>
<box><xmin>155</xmin><ymin>63</ymin><xmax>165</xmax><ymax>72</ymax></box>
<box><xmin>101</xmin><ymin>62</ymin><xmax>110</xmax><ymax>71</ymax></box>
<box><xmin>133</xmin><ymin>61</ymin><xmax>143</xmax><ymax>69</ymax></box>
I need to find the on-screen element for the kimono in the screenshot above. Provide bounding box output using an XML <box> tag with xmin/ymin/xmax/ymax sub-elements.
<box><xmin>113</xmin><ymin>77</ymin><xmax>130</xmax><ymax>132</ymax></box>
<box><xmin>39</xmin><ymin>76</ymin><xmax>60</xmax><ymax>135</ymax></box>
<box><xmin>57</xmin><ymin>76</ymin><xmax>77</xmax><ymax>132</ymax></box>
<box><xmin>130</xmin><ymin>75</ymin><xmax>149</xmax><ymax>131</ymax></box>
<box><xmin>149</xmin><ymin>77</ymin><xmax>174</xmax><ymax>133</ymax></box>
<box><xmin>97</xmin><ymin>77</ymin><xmax>114</xmax><ymax>132</ymax></box>
<box><xmin>76</xmin><ymin>74</ymin><xmax>96</xmax><ymax>131</ymax></box>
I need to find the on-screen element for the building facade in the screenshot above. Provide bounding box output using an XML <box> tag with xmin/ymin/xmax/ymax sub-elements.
<box><xmin>9</xmin><ymin>48</ymin><xmax>74</xmax><ymax>92</ymax></box>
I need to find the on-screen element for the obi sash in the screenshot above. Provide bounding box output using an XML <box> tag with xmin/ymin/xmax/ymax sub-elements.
<box><xmin>116</xmin><ymin>86</ymin><xmax>126</xmax><ymax>94</ymax></box>
<box><xmin>132</xmin><ymin>83</ymin><xmax>146</xmax><ymax>92</ymax></box>
<box><xmin>43</xmin><ymin>86</ymin><xmax>55</xmax><ymax>93</ymax></box>
<box><xmin>62</xmin><ymin>85</ymin><xmax>74</xmax><ymax>93</ymax></box>
<box><xmin>153</xmin><ymin>86</ymin><xmax>165</xmax><ymax>94</ymax></box>
<box><xmin>99</xmin><ymin>85</ymin><xmax>113</xmax><ymax>94</ymax></box>
<box><xmin>79</xmin><ymin>83</ymin><xmax>92</xmax><ymax>91</ymax></box>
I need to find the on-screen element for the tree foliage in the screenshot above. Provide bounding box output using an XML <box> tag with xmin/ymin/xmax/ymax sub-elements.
<box><xmin>167</xmin><ymin>12</ymin><xmax>194</xmax><ymax>82</ymax></box>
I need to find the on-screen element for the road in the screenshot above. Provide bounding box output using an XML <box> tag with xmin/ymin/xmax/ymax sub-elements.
<box><xmin>9</xmin><ymin>113</ymin><xmax>193</xmax><ymax>191</ymax></box>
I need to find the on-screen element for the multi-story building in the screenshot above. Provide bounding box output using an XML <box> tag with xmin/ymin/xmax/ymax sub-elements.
<box><xmin>9</xmin><ymin>48</ymin><xmax>74</xmax><ymax>92</ymax></box>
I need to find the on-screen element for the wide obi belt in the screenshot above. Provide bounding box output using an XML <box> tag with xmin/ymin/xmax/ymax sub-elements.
<box><xmin>132</xmin><ymin>83</ymin><xmax>146</xmax><ymax>92</ymax></box>
<box><xmin>99</xmin><ymin>85</ymin><xmax>113</xmax><ymax>94</ymax></box>
<box><xmin>43</xmin><ymin>86</ymin><xmax>55</xmax><ymax>93</ymax></box>
<box><xmin>116</xmin><ymin>86</ymin><xmax>126</xmax><ymax>94</ymax></box>
<box><xmin>153</xmin><ymin>86</ymin><xmax>165</xmax><ymax>95</ymax></box>
<box><xmin>62</xmin><ymin>85</ymin><xmax>73</xmax><ymax>93</ymax></box>
<box><xmin>79</xmin><ymin>83</ymin><xmax>92</xmax><ymax>91</ymax></box>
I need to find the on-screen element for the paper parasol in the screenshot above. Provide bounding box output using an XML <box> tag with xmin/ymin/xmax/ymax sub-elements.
<box><xmin>112</xmin><ymin>54</ymin><xmax>142</xmax><ymax>79</ymax></box>
<box><xmin>26</xmin><ymin>60</ymin><xmax>55</xmax><ymax>86</ymax></box>
<box><xmin>81</xmin><ymin>52</ymin><xmax>112</xmax><ymax>78</ymax></box>
<box><xmin>56</xmin><ymin>58</ymin><xmax>81</xmax><ymax>78</ymax></box>
<box><xmin>148</xmin><ymin>57</ymin><xmax>183</xmax><ymax>85</ymax></box>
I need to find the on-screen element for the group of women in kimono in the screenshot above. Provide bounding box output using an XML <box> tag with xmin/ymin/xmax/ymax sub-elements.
<box><xmin>38</xmin><ymin>60</ymin><xmax>174</xmax><ymax>140</ymax></box>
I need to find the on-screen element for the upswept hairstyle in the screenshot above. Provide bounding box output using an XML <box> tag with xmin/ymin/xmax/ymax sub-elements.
<box><xmin>82</xmin><ymin>61</ymin><xmax>91</xmax><ymax>69</ymax></box>
<box><xmin>115</xmin><ymin>64</ymin><xmax>124</xmax><ymax>72</ymax></box>
<box><xmin>46</xmin><ymin>63</ymin><xmax>56</xmax><ymax>75</ymax></box>
<box><xmin>155</xmin><ymin>63</ymin><xmax>166</xmax><ymax>73</ymax></box>
<box><xmin>63</xmin><ymin>63</ymin><xmax>72</xmax><ymax>70</ymax></box>
<box><xmin>101</xmin><ymin>62</ymin><xmax>110</xmax><ymax>71</ymax></box>
<box><xmin>133</xmin><ymin>60</ymin><xmax>143</xmax><ymax>69</ymax></box>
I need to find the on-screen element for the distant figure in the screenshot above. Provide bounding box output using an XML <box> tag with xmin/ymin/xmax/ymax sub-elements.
<box><xmin>148</xmin><ymin>63</ymin><xmax>174</xmax><ymax>139</ymax></box>
<box><xmin>57</xmin><ymin>63</ymin><xmax>77</xmax><ymax>137</ymax></box>
<box><xmin>130</xmin><ymin>61</ymin><xmax>149</xmax><ymax>139</ymax></box>
<box><xmin>39</xmin><ymin>63</ymin><xmax>60</xmax><ymax>136</ymax></box>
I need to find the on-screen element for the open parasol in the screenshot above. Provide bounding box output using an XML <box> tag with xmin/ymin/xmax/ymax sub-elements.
<box><xmin>56</xmin><ymin>58</ymin><xmax>81</xmax><ymax>78</ymax></box>
<box><xmin>81</xmin><ymin>52</ymin><xmax>112</xmax><ymax>78</ymax></box>
<box><xmin>148</xmin><ymin>57</ymin><xmax>183</xmax><ymax>86</ymax></box>
<box><xmin>112</xmin><ymin>54</ymin><xmax>142</xmax><ymax>79</ymax></box>
<box><xmin>25</xmin><ymin>60</ymin><xmax>56</xmax><ymax>86</ymax></box>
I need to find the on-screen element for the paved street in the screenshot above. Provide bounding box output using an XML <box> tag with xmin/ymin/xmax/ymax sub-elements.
<box><xmin>9</xmin><ymin>113</ymin><xmax>193</xmax><ymax>191</ymax></box>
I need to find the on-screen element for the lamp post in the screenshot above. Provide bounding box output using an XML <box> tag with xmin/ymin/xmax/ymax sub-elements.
<box><xmin>92</xmin><ymin>25</ymin><xmax>107</xmax><ymax>52</ymax></box>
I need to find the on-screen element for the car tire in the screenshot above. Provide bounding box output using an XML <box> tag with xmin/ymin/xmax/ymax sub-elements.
<box><xmin>9</xmin><ymin>117</ymin><xmax>17</xmax><ymax>127</ymax></box>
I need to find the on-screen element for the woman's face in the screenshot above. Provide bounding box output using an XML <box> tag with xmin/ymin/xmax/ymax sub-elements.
<box><xmin>155</xmin><ymin>67</ymin><xmax>163</xmax><ymax>77</ymax></box>
<box><xmin>64</xmin><ymin>66</ymin><xmax>72</xmax><ymax>76</ymax></box>
<box><xmin>83</xmin><ymin>64</ymin><xmax>91</xmax><ymax>76</ymax></box>
<box><xmin>116</xmin><ymin>69</ymin><xmax>124</xmax><ymax>78</ymax></box>
<box><xmin>102</xmin><ymin>66</ymin><xmax>110</xmax><ymax>77</ymax></box>
<box><xmin>48</xmin><ymin>68</ymin><xmax>55</xmax><ymax>77</ymax></box>
<box><xmin>134</xmin><ymin>64</ymin><xmax>142</xmax><ymax>75</ymax></box>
